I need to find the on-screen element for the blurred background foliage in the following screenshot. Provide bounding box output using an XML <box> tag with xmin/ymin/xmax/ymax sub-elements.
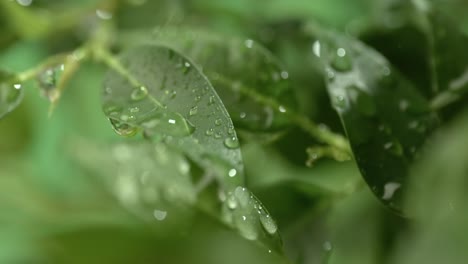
<box><xmin>0</xmin><ymin>0</ymin><xmax>468</xmax><ymax>263</ymax></box>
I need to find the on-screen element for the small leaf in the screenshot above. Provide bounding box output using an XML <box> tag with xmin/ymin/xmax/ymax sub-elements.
<box><xmin>121</xmin><ymin>27</ymin><xmax>297</xmax><ymax>132</ymax></box>
<box><xmin>319</xmin><ymin>32</ymin><xmax>439</xmax><ymax>212</ymax></box>
<box><xmin>0</xmin><ymin>70</ymin><xmax>23</xmax><ymax>119</ymax></box>
<box><xmin>102</xmin><ymin>44</ymin><xmax>244</xmax><ymax>188</ymax></box>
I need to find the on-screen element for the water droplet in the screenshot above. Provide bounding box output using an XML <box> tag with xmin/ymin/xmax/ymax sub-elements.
<box><xmin>227</xmin><ymin>194</ymin><xmax>238</xmax><ymax>209</ymax></box>
<box><xmin>208</xmin><ymin>95</ymin><xmax>215</xmax><ymax>105</ymax></box>
<box><xmin>214</xmin><ymin>132</ymin><xmax>222</xmax><ymax>139</ymax></box>
<box><xmin>141</xmin><ymin>111</ymin><xmax>195</xmax><ymax>137</ymax></box>
<box><xmin>326</xmin><ymin>68</ymin><xmax>335</xmax><ymax>80</ymax></box>
<box><xmin>189</xmin><ymin>106</ymin><xmax>198</xmax><ymax>116</ymax></box>
<box><xmin>0</xmin><ymin>74</ymin><xmax>23</xmax><ymax>118</ymax></box>
<box><xmin>337</xmin><ymin>48</ymin><xmax>346</xmax><ymax>57</ymax></box>
<box><xmin>228</xmin><ymin>168</ymin><xmax>237</xmax><ymax>177</ymax></box>
<box><xmin>183</xmin><ymin>61</ymin><xmax>191</xmax><ymax>74</ymax></box>
<box><xmin>312</xmin><ymin>40</ymin><xmax>321</xmax><ymax>57</ymax></box>
<box><xmin>153</xmin><ymin>209</ymin><xmax>167</xmax><ymax>221</ymax></box>
<box><xmin>96</xmin><ymin>9</ymin><xmax>112</xmax><ymax>20</ymax></box>
<box><xmin>16</xmin><ymin>0</ymin><xmax>33</xmax><ymax>7</ymax></box>
<box><xmin>205</xmin><ymin>128</ymin><xmax>214</xmax><ymax>136</ymax></box>
<box><xmin>37</xmin><ymin>65</ymin><xmax>64</xmax><ymax>102</ymax></box>
<box><xmin>399</xmin><ymin>99</ymin><xmax>409</xmax><ymax>112</ymax></box>
<box><xmin>323</xmin><ymin>241</ymin><xmax>333</xmax><ymax>251</ymax></box>
<box><xmin>131</xmin><ymin>86</ymin><xmax>148</xmax><ymax>101</ymax></box>
<box><xmin>104</xmin><ymin>105</ymin><xmax>122</xmax><ymax>116</ymax></box>
<box><xmin>109</xmin><ymin>118</ymin><xmax>138</xmax><ymax>137</ymax></box>
<box><xmin>384</xmin><ymin>139</ymin><xmax>403</xmax><ymax>156</ymax></box>
<box><xmin>244</xmin><ymin>39</ymin><xmax>254</xmax><ymax>49</ymax></box>
<box><xmin>224</xmin><ymin>136</ymin><xmax>240</xmax><ymax>149</ymax></box>
<box><xmin>214</xmin><ymin>119</ymin><xmax>222</xmax><ymax>126</ymax></box>
<box><xmin>382</xmin><ymin>182</ymin><xmax>401</xmax><ymax>200</ymax></box>
<box><xmin>331</xmin><ymin>47</ymin><xmax>352</xmax><ymax>72</ymax></box>
<box><xmin>280</xmin><ymin>71</ymin><xmax>289</xmax><ymax>79</ymax></box>
<box><xmin>260</xmin><ymin>214</ymin><xmax>277</xmax><ymax>234</ymax></box>
<box><xmin>129</xmin><ymin>106</ymin><xmax>140</xmax><ymax>113</ymax></box>
<box><xmin>331</xmin><ymin>93</ymin><xmax>347</xmax><ymax>111</ymax></box>
<box><xmin>239</xmin><ymin>112</ymin><xmax>246</xmax><ymax>119</ymax></box>
<box><xmin>234</xmin><ymin>187</ymin><xmax>250</xmax><ymax>207</ymax></box>
<box><xmin>278</xmin><ymin>105</ymin><xmax>287</xmax><ymax>113</ymax></box>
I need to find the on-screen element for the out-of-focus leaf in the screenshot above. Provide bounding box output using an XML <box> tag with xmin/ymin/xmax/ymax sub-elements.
<box><xmin>102</xmin><ymin>44</ymin><xmax>244</xmax><ymax>188</ymax></box>
<box><xmin>319</xmin><ymin>31</ymin><xmax>439</xmax><ymax>212</ymax></box>
<box><xmin>72</xmin><ymin>140</ymin><xmax>196</xmax><ymax>225</ymax></box>
<box><xmin>391</xmin><ymin>109</ymin><xmax>468</xmax><ymax>264</ymax></box>
<box><xmin>120</xmin><ymin>27</ymin><xmax>297</xmax><ymax>133</ymax></box>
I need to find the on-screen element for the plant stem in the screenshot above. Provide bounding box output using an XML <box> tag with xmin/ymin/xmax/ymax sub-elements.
<box><xmin>214</xmin><ymin>75</ymin><xmax>352</xmax><ymax>157</ymax></box>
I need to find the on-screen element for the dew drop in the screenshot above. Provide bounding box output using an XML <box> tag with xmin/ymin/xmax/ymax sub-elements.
<box><xmin>260</xmin><ymin>214</ymin><xmax>278</xmax><ymax>235</ymax></box>
<box><xmin>330</xmin><ymin>48</ymin><xmax>352</xmax><ymax>72</ymax></box>
<box><xmin>208</xmin><ymin>95</ymin><xmax>215</xmax><ymax>105</ymax></box>
<box><xmin>278</xmin><ymin>105</ymin><xmax>287</xmax><ymax>113</ymax></box>
<box><xmin>189</xmin><ymin>106</ymin><xmax>198</xmax><ymax>116</ymax></box>
<box><xmin>214</xmin><ymin>119</ymin><xmax>222</xmax><ymax>126</ymax></box>
<box><xmin>131</xmin><ymin>86</ymin><xmax>148</xmax><ymax>101</ymax></box>
<box><xmin>382</xmin><ymin>182</ymin><xmax>401</xmax><ymax>200</ymax></box>
<box><xmin>280</xmin><ymin>71</ymin><xmax>289</xmax><ymax>79</ymax></box>
<box><xmin>239</xmin><ymin>112</ymin><xmax>246</xmax><ymax>119</ymax></box>
<box><xmin>205</xmin><ymin>128</ymin><xmax>214</xmax><ymax>136</ymax></box>
<box><xmin>0</xmin><ymin>75</ymin><xmax>23</xmax><ymax>118</ymax></box>
<box><xmin>37</xmin><ymin>65</ymin><xmax>64</xmax><ymax>102</ymax></box>
<box><xmin>183</xmin><ymin>61</ymin><xmax>191</xmax><ymax>74</ymax></box>
<box><xmin>96</xmin><ymin>9</ymin><xmax>113</xmax><ymax>20</ymax></box>
<box><xmin>129</xmin><ymin>106</ymin><xmax>140</xmax><ymax>113</ymax></box>
<box><xmin>227</xmin><ymin>195</ymin><xmax>238</xmax><ymax>209</ymax></box>
<box><xmin>109</xmin><ymin>118</ymin><xmax>138</xmax><ymax>137</ymax></box>
<box><xmin>228</xmin><ymin>168</ymin><xmax>237</xmax><ymax>177</ymax></box>
<box><xmin>312</xmin><ymin>40</ymin><xmax>321</xmax><ymax>57</ymax></box>
<box><xmin>224</xmin><ymin>136</ymin><xmax>240</xmax><ymax>149</ymax></box>
<box><xmin>234</xmin><ymin>186</ymin><xmax>250</xmax><ymax>207</ymax></box>
<box><xmin>153</xmin><ymin>209</ymin><xmax>167</xmax><ymax>221</ymax></box>
<box><xmin>244</xmin><ymin>39</ymin><xmax>254</xmax><ymax>49</ymax></box>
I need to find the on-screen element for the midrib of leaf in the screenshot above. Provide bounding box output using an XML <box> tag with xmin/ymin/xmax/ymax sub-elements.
<box><xmin>94</xmin><ymin>47</ymin><xmax>164</xmax><ymax>109</ymax></box>
<box><xmin>212</xmin><ymin>73</ymin><xmax>351</xmax><ymax>157</ymax></box>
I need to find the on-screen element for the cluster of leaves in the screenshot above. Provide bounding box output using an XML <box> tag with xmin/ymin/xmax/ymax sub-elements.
<box><xmin>1</xmin><ymin>0</ymin><xmax>468</xmax><ymax>263</ymax></box>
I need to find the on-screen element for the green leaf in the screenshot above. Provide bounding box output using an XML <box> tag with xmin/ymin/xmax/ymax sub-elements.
<box><xmin>319</xmin><ymin>31</ymin><xmax>439</xmax><ymax>212</ymax></box>
<box><xmin>392</xmin><ymin>109</ymin><xmax>468</xmax><ymax>264</ymax></box>
<box><xmin>102</xmin><ymin>44</ymin><xmax>244</xmax><ymax>188</ymax></box>
<box><xmin>0</xmin><ymin>70</ymin><xmax>23</xmax><ymax>119</ymax></box>
<box><xmin>121</xmin><ymin>27</ymin><xmax>297</xmax><ymax>133</ymax></box>
<box><xmin>360</xmin><ymin>1</ymin><xmax>468</xmax><ymax>112</ymax></box>
<box><xmin>72</xmin><ymin>140</ymin><xmax>196</xmax><ymax>228</ymax></box>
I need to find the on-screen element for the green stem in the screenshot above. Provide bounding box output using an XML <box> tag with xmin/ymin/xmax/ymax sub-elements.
<box><xmin>214</xmin><ymin>75</ymin><xmax>352</xmax><ymax>157</ymax></box>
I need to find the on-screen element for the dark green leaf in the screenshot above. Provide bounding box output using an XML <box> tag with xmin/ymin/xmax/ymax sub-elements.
<box><xmin>102</xmin><ymin>44</ymin><xmax>244</xmax><ymax>188</ymax></box>
<box><xmin>360</xmin><ymin>1</ymin><xmax>468</xmax><ymax>114</ymax></box>
<box><xmin>319</xmin><ymin>32</ymin><xmax>439</xmax><ymax>211</ymax></box>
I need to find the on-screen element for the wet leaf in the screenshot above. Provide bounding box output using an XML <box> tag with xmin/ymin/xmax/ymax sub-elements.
<box><xmin>102</xmin><ymin>44</ymin><xmax>244</xmax><ymax>188</ymax></box>
<box><xmin>360</xmin><ymin>1</ymin><xmax>468</xmax><ymax>114</ymax></box>
<box><xmin>120</xmin><ymin>27</ymin><xmax>297</xmax><ymax>132</ymax></box>
<box><xmin>0</xmin><ymin>70</ymin><xmax>23</xmax><ymax>119</ymax></box>
<box><xmin>72</xmin><ymin>140</ymin><xmax>196</xmax><ymax>227</ymax></box>
<box><xmin>319</xmin><ymin>32</ymin><xmax>439</xmax><ymax>212</ymax></box>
